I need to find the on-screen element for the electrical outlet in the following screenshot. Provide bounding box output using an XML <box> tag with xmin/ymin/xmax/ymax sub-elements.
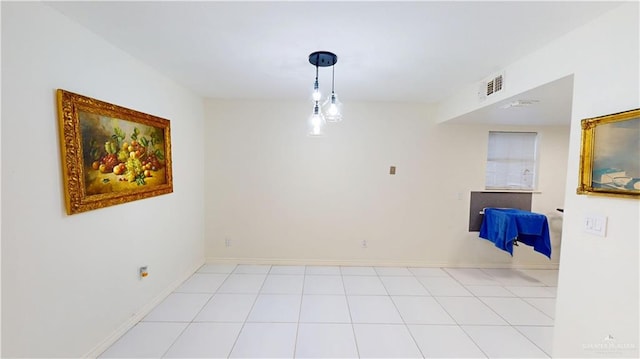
<box><xmin>225</xmin><ymin>238</ymin><xmax>232</xmax><ymax>247</ymax></box>
<box><xmin>139</xmin><ymin>266</ymin><xmax>149</xmax><ymax>279</ymax></box>
<box><xmin>361</xmin><ymin>240</ymin><xmax>368</xmax><ymax>248</ymax></box>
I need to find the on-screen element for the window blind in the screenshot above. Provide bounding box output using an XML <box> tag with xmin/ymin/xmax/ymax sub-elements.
<box><xmin>485</xmin><ymin>131</ymin><xmax>538</xmax><ymax>190</ymax></box>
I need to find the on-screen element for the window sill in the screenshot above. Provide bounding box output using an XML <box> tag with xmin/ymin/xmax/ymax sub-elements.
<box><xmin>482</xmin><ymin>189</ymin><xmax>542</xmax><ymax>194</ymax></box>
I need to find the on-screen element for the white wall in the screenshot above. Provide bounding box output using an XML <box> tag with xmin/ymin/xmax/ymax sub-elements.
<box><xmin>204</xmin><ymin>99</ymin><xmax>568</xmax><ymax>268</ymax></box>
<box><xmin>3</xmin><ymin>2</ymin><xmax>634</xmax><ymax>358</ymax></box>
<box><xmin>1</xmin><ymin>3</ymin><xmax>205</xmax><ymax>357</ymax></box>
<box><xmin>436</xmin><ymin>3</ymin><xmax>639</xmax><ymax>357</ymax></box>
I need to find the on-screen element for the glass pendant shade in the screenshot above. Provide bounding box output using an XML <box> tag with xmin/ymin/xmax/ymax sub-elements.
<box><xmin>323</xmin><ymin>92</ymin><xmax>343</xmax><ymax>122</ymax></box>
<box><xmin>308</xmin><ymin>102</ymin><xmax>326</xmax><ymax>137</ymax></box>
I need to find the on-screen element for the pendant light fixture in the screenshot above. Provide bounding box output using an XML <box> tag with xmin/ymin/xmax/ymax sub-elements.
<box><xmin>308</xmin><ymin>51</ymin><xmax>342</xmax><ymax>136</ymax></box>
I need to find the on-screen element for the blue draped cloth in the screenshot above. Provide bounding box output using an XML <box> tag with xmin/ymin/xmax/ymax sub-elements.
<box><xmin>479</xmin><ymin>208</ymin><xmax>551</xmax><ymax>259</ymax></box>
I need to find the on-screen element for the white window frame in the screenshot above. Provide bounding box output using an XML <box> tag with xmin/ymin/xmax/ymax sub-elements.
<box><xmin>485</xmin><ymin>131</ymin><xmax>539</xmax><ymax>191</ymax></box>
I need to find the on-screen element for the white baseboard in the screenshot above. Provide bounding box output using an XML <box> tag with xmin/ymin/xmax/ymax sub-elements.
<box><xmin>205</xmin><ymin>257</ymin><xmax>559</xmax><ymax>270</ymax></box>
<box><xmin>84</xmin><ymin>259</ymin><xmax>205</xmax><ymax>358</ymax></box>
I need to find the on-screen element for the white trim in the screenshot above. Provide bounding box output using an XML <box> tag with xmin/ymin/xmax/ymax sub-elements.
<box><xmin>83</xmin><ymin>260</ymin><xmax>205</xmax><ymax>358</ymax></box>
<box><xmin>479</xmin><ymin>189</ymin><xmax>543</xmax><ymax>194</ymax></box>
<box><xmin>205</xmin><ymin>257</ymin><xmax>559</xmax><ymax>270</ymax></box>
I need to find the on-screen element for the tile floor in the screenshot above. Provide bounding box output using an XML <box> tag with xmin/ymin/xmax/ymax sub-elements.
<box><xmin>100</xmin><ymin>264</ymin><xmax>558</xmax><ymax>358</ymax></box>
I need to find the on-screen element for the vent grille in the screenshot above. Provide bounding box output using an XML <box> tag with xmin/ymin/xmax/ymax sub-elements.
<box><xmin>494</xmin><ymin>74</ymin><xmax>503</xmax><ymax>92</ymax></box>
<box><xmin>479</xmin><ymin>72</ymin><xmax>505</xmax><ymax>100</ymax></box>
<box><xmin>487</xmin><ymin>80</ymin><xmax>495</xmax><ymax>96</ymax></box>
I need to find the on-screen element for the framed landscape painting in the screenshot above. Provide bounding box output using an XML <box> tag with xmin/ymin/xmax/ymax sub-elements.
<box><xmin>577</xmin><ymin>108</ymin><xmax>640</xmax><ymax>199</ymax></box>
<box><xmin>57</xmin><ymin>89</ymin><xmax>173</xmax><ymax>214</ymax></box>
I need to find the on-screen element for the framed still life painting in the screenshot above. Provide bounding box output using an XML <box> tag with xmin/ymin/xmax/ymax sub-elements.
<box><xmin>57</xmin><ymin>89</ymin><xmax>173</xmax><ymax>214</ymax></box>
<box><xmin>577</xmin><ymin>108</ymin><xmax>640</xmax><ymax>199</ymax></box>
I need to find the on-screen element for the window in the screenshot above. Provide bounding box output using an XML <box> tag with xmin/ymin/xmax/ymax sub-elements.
<box><xmin>485</xmin><ymin>131</ymin><xmax>538</xmax><ymax>190</ymax></box>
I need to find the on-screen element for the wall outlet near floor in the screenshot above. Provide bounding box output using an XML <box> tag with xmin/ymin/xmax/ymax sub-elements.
<box><xmin>361</xmin><ymin>240</ymin><xmax>368</xmax><ymax>248</ymax></box>
<box><xmin>225</xmin><ymin>238</ymin><xmax>232</xmax><ymax>247</ymax></box>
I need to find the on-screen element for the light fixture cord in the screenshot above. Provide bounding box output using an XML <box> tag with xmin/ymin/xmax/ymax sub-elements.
<box><xmin>331</xmin><ymin>64</ymin><xmax>335</xmax><ymax>94</ymax></box>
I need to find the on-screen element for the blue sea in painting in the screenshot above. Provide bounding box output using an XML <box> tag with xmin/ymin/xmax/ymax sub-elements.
<box><xmin>592</xmin><ymin>117</ymin><xmax>640</xmax><ymax>190</ymax></box>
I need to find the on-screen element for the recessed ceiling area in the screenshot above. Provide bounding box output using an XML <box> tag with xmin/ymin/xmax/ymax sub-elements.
<box><xmin>48</xmin><ymin>1</ymin><xmax>621</xmax><ymax>105</ymax></box>
<box><xmin>445</xmin><ymin>75</ymin><xmax>575</xmax><ymax>126</ymax></box>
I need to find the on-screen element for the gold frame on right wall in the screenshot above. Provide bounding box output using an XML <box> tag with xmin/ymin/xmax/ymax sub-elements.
<box><xmin>577</xmin><ymin>108</ymin><xmax>640</xmax><ymax>199</ymax></box>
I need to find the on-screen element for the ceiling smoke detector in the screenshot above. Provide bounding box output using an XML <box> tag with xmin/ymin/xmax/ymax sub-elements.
<box><xmin>500</xmin><ymin>99</ymin><xmax>540</xmax><ymax>109</ymax></box>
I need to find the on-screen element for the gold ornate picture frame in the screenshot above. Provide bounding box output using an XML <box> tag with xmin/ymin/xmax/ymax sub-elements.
<box><xmin>57</xmin><ymin>89</ymin><xmax>173</xmax><ymax>214</ymax></box>
<box><xmin>577</xmin><ymin>108</ymin><xmax>640</xmax><ymax>199</ymax></box>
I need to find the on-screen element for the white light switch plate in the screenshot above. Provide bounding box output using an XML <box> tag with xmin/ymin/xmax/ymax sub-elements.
<box><xmin>584</xmin><ymin>214</ymin><xmax>607</xmax><ymax>237</ymax></box>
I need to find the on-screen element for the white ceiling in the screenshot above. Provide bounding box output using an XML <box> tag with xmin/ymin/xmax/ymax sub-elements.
<box><xmin>48</xmin><ymin>1</ymin><xmax>620</xmax><ymax>124</ymax></box>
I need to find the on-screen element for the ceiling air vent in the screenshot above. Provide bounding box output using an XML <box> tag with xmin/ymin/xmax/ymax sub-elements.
<box><xmin>479</xmin><ymin>72</ymin><xmax>505</xmax><ymax>101</ymax></box>
<box><xmin>487</xmin><ymin>80</ymin><xmax>495</xmax><ymax>96</ymax></box>
<box><xmin>494</xmin><ymin>74</ymin><xmax>503</xmax><ymax>92</ymax></box>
